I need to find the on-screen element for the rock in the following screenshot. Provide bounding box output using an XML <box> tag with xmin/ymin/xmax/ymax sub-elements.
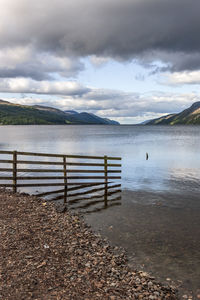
<box><xmin>85</xmin><ymin>263</ymin><xmax>91</xmax><ymax>267</ymax></box>
<box><xmin>148</xmin><ymin>281</ymin><xmax>154</xmax><ymax>288</ymax></box>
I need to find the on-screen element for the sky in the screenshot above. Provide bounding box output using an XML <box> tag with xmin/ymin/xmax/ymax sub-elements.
<box><xmin>0</xmin><ymin>0</ymin><xmax>200</xmax><ymax>124</ymax></box>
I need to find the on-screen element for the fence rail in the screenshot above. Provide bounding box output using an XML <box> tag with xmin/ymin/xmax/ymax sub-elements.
<box><xmin>0</xmin><ymin>150</ymin><xmax>121</xmax><ymax>160</ymax></box>
<box><xmin>0</xmin><ymin>150</ymin><xmax>122</xmax><ymax>204</ymax></box>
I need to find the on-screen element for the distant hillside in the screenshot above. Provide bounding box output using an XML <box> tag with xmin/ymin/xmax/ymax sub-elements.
<box><xmin>146</xmin><ymin>102</ymin><xmax>200</xmax><ymax>125</ymax></box>
<box><xmin>64</xmin><ymin>111</ymin><xmax>119</xmax><ymax>125</ymax></box>
<box><xmin>0</xmin><ymin>100</ymin><xmax>119</xmax><ymax>125</ymax></box>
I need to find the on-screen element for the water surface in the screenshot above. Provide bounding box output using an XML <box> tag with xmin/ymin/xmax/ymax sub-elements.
<box><xmin>1</xmin><ymin>125</ymin><xmax>200</xmax><ymax>196</ymax></box>
<box><xmin>0</xmin><ymin>125</ymin><xmax>200</xmax><ymax>297</ymax></box>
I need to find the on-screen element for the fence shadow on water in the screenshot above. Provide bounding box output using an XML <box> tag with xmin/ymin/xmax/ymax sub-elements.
<box><xmin>0</xmin><ymin>150</ymin><xmax>122</xmax><ymax>214</ymax></box>
<box><xmin>41</xmin><ymin>183</ymin><xmax>122</xmax><ymax>214</ymax></box>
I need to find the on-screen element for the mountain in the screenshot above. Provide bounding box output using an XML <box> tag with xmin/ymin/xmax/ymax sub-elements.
<box><xmin>0</xmin><ymin>99</ymin><xmax>11</xmax><ymax>105</ymax></box>
<box><xmin>146</xmin><ymin>102</ymin><xmax>200</xmax><ymax>125</ymax></box>
<box><xmin>140</xmin><ymin>119</ymin><xmax>153</xmax><ymax>125</ymax></box>
<box><xmin>33</xmin><ymin>105</ymin><xmax>67</xmax><ymax>116</ymax></box>
<box><xmin>0</xmin><ymin>100</ymin><xmax>119</xmax><ymax>125</ymax></box>
<box><xmin>64</xmin><ymin>110</ymin><xmax>79</xmax><ymax>114</ymax></box>
<box><xmin>64</xmin><ymin>111</ymin><xmax>119</xmax><ymax>125</ymax></box>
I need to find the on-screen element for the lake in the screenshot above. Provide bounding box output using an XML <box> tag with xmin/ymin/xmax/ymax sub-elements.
<box><xmin>0</xmin><ymin>125</ymin><xmax>200</xmax><ymax>297</ymax></box>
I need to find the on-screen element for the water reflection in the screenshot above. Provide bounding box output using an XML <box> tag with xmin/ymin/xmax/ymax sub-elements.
<box><xmin>39</xmin><ymin>183</ymin><xmax>121</xmax><ymax>214</ymax></box>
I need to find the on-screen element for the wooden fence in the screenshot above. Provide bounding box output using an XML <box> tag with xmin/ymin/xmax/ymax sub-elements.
<box><xmin>0</xmin><ymin>150</ymin><xmax>121</xmax><ymax>205</ymax></box>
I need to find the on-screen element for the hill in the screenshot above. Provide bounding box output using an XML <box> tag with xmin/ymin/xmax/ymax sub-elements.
<box><xmin>146</xmin><ymin>102</ymin><xmax>200</xmax><ymax>125</ymax></box>
<box><xmin>0</xmin><ymin>100</ymin><xmax>119</xmax><ymax>125</ymax></box>
<box><xmin>64</xmin><ymin>111</ymin><xmax>119</xmax><ymax>125</ymax></box>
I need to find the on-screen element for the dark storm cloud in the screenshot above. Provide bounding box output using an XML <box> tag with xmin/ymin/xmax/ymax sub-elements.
<box><xmin>0</xmin><ymin>67</ymin><xmax>50</xmax><ymax>81</ymax></box>
<box><xmin>0</xmin><ymin>58</ymin><xmax>84</xmax><ymax>81</ymax></box>
<box><xmin>0</xmin><ymin>46</ymin><xmax>84</xmax><ymax>81</ymax></box>
<box><xmin>1</xmin><ymin>0</ymin><xmax>199</xmax><ymax>73</ymax></box>
<box><xmin>142</xmin><ymin>51</ymin><xmax>200</xmax><ymax>73</ymax></box>
<box><xmin>169</xmin><ymin>53</ymin><xmax>200</xmax><ymax>72</ymax></box>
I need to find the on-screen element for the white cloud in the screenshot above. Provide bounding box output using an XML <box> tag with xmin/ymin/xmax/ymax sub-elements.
<box><xmin>0</xmin><ymin>78</ymin><xmax>89</xmax><ymax>95</ymax></box>
<box><xmin>166</xmin><ymin>71</ymin><xmax>200</xmax><ymax>85</ymax></box>
<box><xmin>90</xmin><ymin>56</ymin><xmax>110</xmax><ymax>67</ymax></box>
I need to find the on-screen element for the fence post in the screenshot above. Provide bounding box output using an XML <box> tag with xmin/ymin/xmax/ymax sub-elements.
<box><xmin>13</xmin><ymin>151</ymin><xmax>17</xmax><ymax>193</ymax></box>
<box><xmin>63</xmin><ymin>156</ymin><xmax>67</xmax><ymax>204</ymax></box>
<box><xmin>104</xmin><ymin>155</ymin><xmax>108</xmax><ymax>206</ymax></box>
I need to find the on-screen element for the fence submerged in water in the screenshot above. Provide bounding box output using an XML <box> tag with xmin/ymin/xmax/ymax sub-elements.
<box><xmin>0</xmin><ymin>150</ymin><xmax>122</xmax><ymax>211</ymax></box>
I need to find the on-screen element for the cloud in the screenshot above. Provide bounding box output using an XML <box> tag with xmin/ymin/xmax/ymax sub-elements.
<box><xmin>0</xmin><ymin>47</ymin><xmax>84</xmax><ymax>80</ymax></box>
<box><xmin>0</xmin><ymin>78</ymin><xmax>89</xmax><ymax>95</ymax></box>
<box><xmin>90</xmin><ymin>56</ymin><xmax>110</xmax><ymax>67</ymax></box>
<box><xmin>0</xmin><ymin>0</ymin><xmax>199</xmax><ymax>123</ymax></box>
<box><xmin>3</xmin><ymin>88</ymin><xmax>199</xmax><ymax>124</ymax></box>
<box><xmin>0</xmin><ymin>0</ymin><xmax>199</xmax><ymax>73</ymax></box>
<box><xmin>139</xmin><ymin>51</ymin><xmax>200</xmax><ymax>73</ymax></box>
<box><xmin>165</xmin><ymin>71</ymin><xmax>200</xmax><ymax>85</ymax></box>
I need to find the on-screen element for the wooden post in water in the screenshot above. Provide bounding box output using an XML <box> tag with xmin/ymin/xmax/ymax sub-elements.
<box><xmin>13</xmin><ymin>151</ymin><xmax>17</xmax><ymax>193</ymax></box>
<box><xmin>104</xmin><ymin>155</ymin><xmax>108</xmax><ymax>206</ymax></box>
<box><xmin>63</xmin><ymin>156</ymin><xmax>67</xmax><ymax>204</ymax></box>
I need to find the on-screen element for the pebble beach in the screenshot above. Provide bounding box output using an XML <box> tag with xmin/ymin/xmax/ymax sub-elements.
<box><xmin>0</xmin><ymin>189</ymin><xmax>178</xmax><ymax>299</ymax></box>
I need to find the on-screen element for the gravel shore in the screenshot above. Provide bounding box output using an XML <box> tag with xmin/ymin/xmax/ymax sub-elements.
<box><xmin>0</xmin><ymin>190</ymin><xmax>178</xmax><ymax>299</ymax></box>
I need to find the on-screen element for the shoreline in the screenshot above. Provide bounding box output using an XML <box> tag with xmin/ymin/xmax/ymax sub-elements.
<box><xmin>0</xmin><ymin>189</ymin><xmax>178</xmax><ymax>299</ymax></box>
<box><xmin>84</xmin><ymin>189</ymin><xmax>200</xmax><ymax>298</ymax></box>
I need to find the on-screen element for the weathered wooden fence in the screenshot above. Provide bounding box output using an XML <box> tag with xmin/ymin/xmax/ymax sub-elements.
<box><xmin>0</xmin><ymin>150</ymin><xmax>121</xmax><ymax>206</ymax></box>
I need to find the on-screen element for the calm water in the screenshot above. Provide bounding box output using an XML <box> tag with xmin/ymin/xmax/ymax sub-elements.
<box><xmin>0</xmin><ymin>125</ymin><xmax>200</xmax><ymax>297</ymax></box>
<box><xmin>0</xmin><ymin>125</ymin><xmax>200</xmax><ymax>196</ymax></box>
